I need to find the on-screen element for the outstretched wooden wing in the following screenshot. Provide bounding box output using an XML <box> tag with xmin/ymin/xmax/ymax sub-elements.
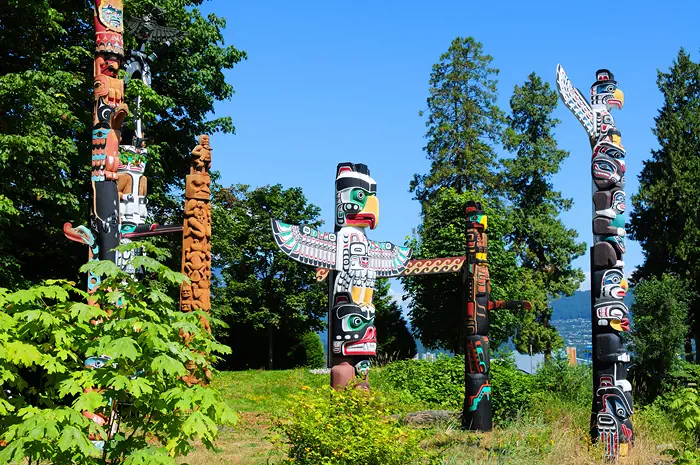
<box><xmin>556</xmin><ymin>64</ymin><xmax>596</xmax><ymax>139</ymax></box>
<box><xmin>369</xmin><ymin>240</ymin><xmax>412</xmax><ymax>277</ymax></box>
<box><xmin>271</xmin><ymin>219</ymin><xmax>337</xmax><ymax>269</ymax></box>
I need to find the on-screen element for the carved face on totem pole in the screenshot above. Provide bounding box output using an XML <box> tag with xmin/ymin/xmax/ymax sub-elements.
<box><xmin>590</xmin><ymin>69</ymin><xmax>624</xmax><ymax>110</ymax></box>
<box><xmin>593</xmin><ymin>269</ymin><xmax>628</xmax><ymax>300</ymax></box>
<box><xmin>594</xmin><ymin>300</ymin><xmax>630</xmax><ymax>332</ymax></box>
<box><xmin>335</xmin><ymin>163</ymin><xmax>379</xmax><ymax>230</ymax></box>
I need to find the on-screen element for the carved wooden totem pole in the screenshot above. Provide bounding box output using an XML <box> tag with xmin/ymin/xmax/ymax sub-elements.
<box><xmin>556</xmin><ymin>65</ymin><xmax>633</xmax><ymax>459</ymax></box>
<box><xmin>64</xmin><ymin>0</ymin><xmax>129</xmax><ymax>291</ymax></box>
<box><xmin>180</xmin><ymin>135</ymin><xmax>213</xmax><ymax>321</ymax></box>
<box><xmin>462</xmin><ymin>201</ymin><xmax>531</xmax><ymax>431</ymax></box>
<box><xmin>272</xmin><ymin>163</ymin><xmax>411</xmax><ymax>389</ymax></box>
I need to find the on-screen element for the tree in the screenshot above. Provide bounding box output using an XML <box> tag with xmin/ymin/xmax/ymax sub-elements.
<box><xmin>211</xmin><ymin>184</ymin><xmax>326</xmax><ymax>370</ymax></box>
<box><xmin>373</xmin><ymin>279</ymin><xmax>416</xmax><ymax>361</ymax></box>
<box><xmin>628</xmin><ymin>49</ymin><xmax>700</xmax><ymax>358</ymax></box>
<box><xmin>288</xmin><ymin>331</ymin><xmax>326</xmax><ymax>368</ymax></box>
<box><xmin>409</xmin><ymin>36</ymin><xmax>504</xmax><ymax>204</ymax></box>
<box><xmin>0</xmin><ymin>0</ymin><xmax>246</xmax><ymax>288</ymax></box>
<box><xmin>501</xmin><ymin>72</ymin><xmax>586</xmax><ymax>358</ymax></box>
<box><xmin>629</xmin><ymin>275</ymin><xmax>693</xmax><ymax>402</ymax></box>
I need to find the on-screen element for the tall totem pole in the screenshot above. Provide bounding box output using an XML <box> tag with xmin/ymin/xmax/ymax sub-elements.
<box><xmin>463</xmin><ymin>201</ymin><xmax>531</xmax><ymax>430</ymax></box>
<box><xmin>556</xmin><ymin>65</ymin><xmax>633</xmax><ymax>459</ymax></box>
<box><xmin>272</xmin><ymin>163</ymin><xmax>412</xmax><ymax>389</ymax></box>
<box><xmin>64</xmin><ymin>3</ymin><xmax>183</xmax><ymax>280</ymax></box>
<box><xmin>180</xmin><ymin>135</ymin><xmax>213</xmax><ymax>323</ymax></box>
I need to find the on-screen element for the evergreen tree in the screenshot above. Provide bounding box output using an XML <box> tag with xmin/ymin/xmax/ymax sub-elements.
<box><xmin>629</xmin><ymin>49</ymin><xmax>700</xmax><ymax>357</ymax></box>
<box><xmin>501</xmin><ymin>73</ymin><xmax>586</xmax><ymax>357</ymax></box>
<box><xmin>0</xmin><ymin>0</ymin><xmax>246</xmax><ymax>287</ymax></box>
<box><xmin>211</xmin><ymin>184</ymin><xmax>326</xmax><ymax>370</ymax></box>
<box><xmin>373</xmin><ymin>279</ymin><xmax>417</xmax><ymax>360</ymax></box>
<box><xmin>409</xmin><ymin>36</ymin><xmax>504</xmax><ymax>204</ymax></box>
<box><xmin>629</xmin><ymin>274</ymin><xmax>693</xmax><ymax>402</ymax></box>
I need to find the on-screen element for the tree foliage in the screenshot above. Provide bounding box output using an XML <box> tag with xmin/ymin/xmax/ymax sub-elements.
<box><xmin>0</xmin><ymin>244</ymin><xmax>235</xmax><ymax>464</ymax></box>
<box><xmin>402</xmin><ymin>189</ymin><xmax>537</xmax><ymax>353</ymax></box>
<box><xmin>0</xmin><ymin>0</ymin><xmax>246</xmax><ymax>288</ymax></box>
<box><xmin>501</xmin><ymin>72</ymin><xmax>585</xmax><ymax>356</ymax></box>
<box><xmin>211</xmin><ymin>184</ymin><xmax>326</xmax><ymax>370</ymax></box>
<box><xmin>406</xmin><ymin>39</ymin><xmax>583</xmax><ymax>356</ymax></box>
<box><xmin>373</xmin><ymin>279</ymin><xmax>416</xmax><ymax>361</ymax></box>
<box><xmin>409</xmin><ymin>36</ymin><xmax>504</xmax><ymax>203</ymax></box>
<box><xmin>630</xmin><ymin>275</ymin><xmax>694</xmax><ymax>402</ymax></box>
<box><xmin>629</xmin><ymin>48</ymin><xmax>700</xmax><ymax>357</ymax></box>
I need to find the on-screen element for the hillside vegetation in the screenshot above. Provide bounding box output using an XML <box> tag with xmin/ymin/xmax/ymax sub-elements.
<box><xmin>181</xmin><ymin>357</ymin><xmax>679</xmax><ymax>465</ymax></box>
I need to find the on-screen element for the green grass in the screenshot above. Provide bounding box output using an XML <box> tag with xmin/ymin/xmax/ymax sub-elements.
<box><xmin>182</xmin><ymin>368</ymin><xmax>677</xmax><ymax>465</ymax></box>
<box><xmin>212</xmin><ymin>368</ymin><xmax>327</xmax><ymax>413</ymax></box>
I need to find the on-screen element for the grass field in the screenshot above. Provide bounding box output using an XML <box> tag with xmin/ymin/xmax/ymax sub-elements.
<box><xmin>178</xmin><ymin>368</ymin><xmax>677</xmax><ymax>465</ymax></box>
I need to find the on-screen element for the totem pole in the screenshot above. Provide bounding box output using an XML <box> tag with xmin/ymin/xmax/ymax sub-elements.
<box><xmin>117</xmin><ymin>8</ymin><xmax>184</xmax><ymax>275</ymax></box>
<box><xmin>556</xmin><ymin>65</ymin><xmax>633</xmax><ymax>459</ymax></box>
<box><xmin>180</xmin><ymin>135</ymin><xmax>213</xmax><ymax>321</ymax></box>
<box><xmin>271</xmin><ymin>163</ymin><xmax>412</xmax><ymax>389</ymax></box>
<box><xmin>63</xmin><ymin>0</ymin><xmax>128</xmax><ymax>289</ymax></box>
<box><xmin>462</xmin><ymin>201</ymin><xmax>531</xmax><ymax>431</ymax></box>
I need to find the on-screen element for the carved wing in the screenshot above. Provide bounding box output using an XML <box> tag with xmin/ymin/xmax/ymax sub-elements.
<box><xmin>148</xmin><ymin>24</ymin><xmax>184</xmax><ymax>41</ymax></box>
<box><xmin>369</xmin><ymin>241</ymin><xmax>412</xmax><ymax>277</ymax></box>
<box><xmin>270</xmin><ymin>219</ymin><xmax>337</xmax><ymax>269</ymax></box>
<box><xmin>556</xmin><ymin>64</ymin><xmax>596</xmax><ymax>139</ymax></box>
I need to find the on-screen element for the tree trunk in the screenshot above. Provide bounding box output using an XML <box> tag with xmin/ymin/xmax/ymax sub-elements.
<box><xmin>267</xmin><ymin>326</ymin><xmax>274</xmax><ymax>370</ymax></box>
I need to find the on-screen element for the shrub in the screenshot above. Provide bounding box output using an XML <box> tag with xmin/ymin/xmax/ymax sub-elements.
<box><xmin>374</xmin><ymin>355</ymin><xmax>464</xmax><ymax>410</ymax></box>
<box><xmin>375</xmin><ymin>354</ymin><xmax>536</xmax><ymax>423</ymax></box>
<box><xmin>489</xmin><ymin>355</ymin><xmax>535</xmax><ymax>423</ymax></box>
<box><xmin>0</xmin><ymin>244</ymin><xmax>236</xmax><ymax>464</ymax></box>
<box><xmin>532</xmin><ymin>352</ymin><xmax>592</xmax><ymax>406</ymax></box>
<box><xmin>274</xmin><ymin>385</ymin><xmax>437</xmax><ymax>464</ymax></box>
<box><xmin>289</xmin><ymin>331</ymin><xmax>326</xmax><ymax>368</ymax></box>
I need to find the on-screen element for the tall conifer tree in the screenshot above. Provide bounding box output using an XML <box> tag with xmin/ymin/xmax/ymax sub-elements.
<box><xmin>501</xmin><ymin>73</ymin><xmax>585</xmax><ymax>357</ymax></box>
<box><xmin>629</xmin><ymin>49</ymin><xmax>700</xmax><ymax>357</ymax></box>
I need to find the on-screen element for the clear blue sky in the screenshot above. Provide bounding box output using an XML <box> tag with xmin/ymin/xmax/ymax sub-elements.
<box><xmin>202</xmin><ymin>0</ymin><xmax>699</xmax><ymax>293</ymax></box>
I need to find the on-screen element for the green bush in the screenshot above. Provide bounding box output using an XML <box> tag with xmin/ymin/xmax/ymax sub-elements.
<box><xmin>274</xmin><ymin>385</ymin><xmax>436</xmax><ymax>464</ymax></box>
<box><xmin>532</xmin><ymin>352</ymin><xmax>592</xmax><ymax>406</ymax></box>
<box><xmin>289</xmin><ymin>331</ymin><xmax>326</xmax><ymax>368</ymax></box>
<box><xmin>374</xmin><ymin>355</ymin><xmax>464</xmax><ymax>410</ymax></box>
<box><xmin>375</xmin><ymin>354</ymin><xmax>536</xmax><ymax>423</ymax></box>
<box><xmin>0</xmin><ymin>243</ymin><xmax>236</xmax><ymax>464</ymax></box>
<box><xmin>489</xmin><ymin>355</ymin><xmax>535</xmax><ymax>423</ymax></box>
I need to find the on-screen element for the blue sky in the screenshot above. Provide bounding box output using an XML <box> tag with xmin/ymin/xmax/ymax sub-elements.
<box><xmin>201</xmin><ymin>0</ymin><xmax>699</xmax><ymax>294</ymax></box>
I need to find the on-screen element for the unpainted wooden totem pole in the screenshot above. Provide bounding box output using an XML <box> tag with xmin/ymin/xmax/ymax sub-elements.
<box><xmin>180</xmin><ymin>136</ymin><xmax>213</xmax><ymax>319</ymax></box>
<box><xmin>556</xmin><ymin>65</ymin><xmax>633</xmax><ymax>459</ymax></box>
<box><xmin>462</xmin><ymin>201</ymin><xmax>531</xmax><ymax>431</ymax></box>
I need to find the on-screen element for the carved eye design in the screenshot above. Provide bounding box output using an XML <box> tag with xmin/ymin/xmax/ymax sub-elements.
<box><xmin>607</xmin><ymin>85</ymin><xmax>615</xmax><ymax>93</ymax></box>
<box><xmin>357</xmin><ymin>190</ymin><xmax>365</xmax><ymax>200</ymax></box>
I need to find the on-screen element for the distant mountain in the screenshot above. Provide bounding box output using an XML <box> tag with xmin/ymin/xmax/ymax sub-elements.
<box><xmin>551</xmin><ymin>290</ymin><xmax>635</xmax><ymax>321</ymax></box>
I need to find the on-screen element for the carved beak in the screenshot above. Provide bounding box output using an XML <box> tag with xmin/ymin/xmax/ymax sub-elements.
<box><xmin>351</xmin><ymin>195</ymin><xmax>379</xmax><ymax>229</ymax></box>
<box><xmin>479</xmin><ymin>215</ymin><xmax>488</xmax><ymax>229</ymax></box>
<box><xmin>611</xmin><ymin>88</ymin><xmax>625</xmax><ymax>109</ymax></box>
